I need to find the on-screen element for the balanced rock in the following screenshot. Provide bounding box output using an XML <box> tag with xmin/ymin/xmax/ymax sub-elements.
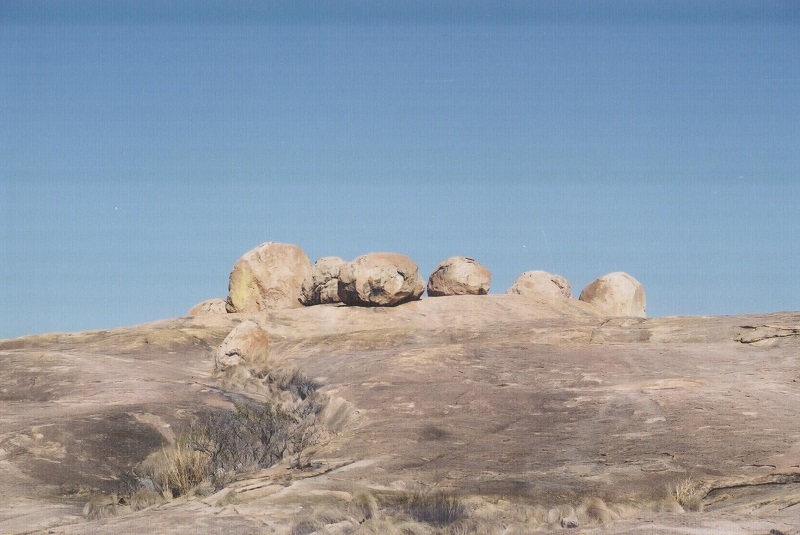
<box><xmin>215</xmin><ymin>320</ymin><xmax>270</xmax><ymax>372</ymax></box>
<box><xmin>301</xmin><ymin>256</ymin><xmax>346</xmax><ymax>306</ymax></box>
<box><xmin>187</xmin><ymin>298</ymin><xmax>228</xmax><ymax>316</ymax></box>
<box><xmin>427</xmin><ymin>256</ymin><xmax>491</xmax><ymax>297</ymax></box>
<box><xmin>578</xmin><ymin>272</ymin><xmax>646</xmax><ymax>317</ymax></box>
<box><xmin>337</xmin><ymin>253</ymin><xmax>425</xmax><ymax>307</ymax></box>
<box><xmin>226</xmin><ymin>242</ymin><xmax>312</xmax><ymax>313</ymax></box>
<box><xmin>507</xmin><ymin>271</ymin><xmax>572</xmax><ymax>299</ymax></box>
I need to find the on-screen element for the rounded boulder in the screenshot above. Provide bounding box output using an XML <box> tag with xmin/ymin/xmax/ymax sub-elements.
<box><xmin>337</xmin><ymin>253</ymin><xmax>425</xmax><ymax>307</ymax></box>
<box><xmin>427</xmin><ymin>256</ymin><xmax>491</xmax><ymax>297</ymax></box>
<box><xmin>578</xmin><ymin>272</ymin><xmax>646</xmax><ymax>317</ymax></box>
<box><xmin>187</xmin><ymin>298</ymin><xmax>228</xmax><ymax>316</ymax></box>
<box><xmin>507</xmin><ymin>271</ymin><xmax>572</xmax><ymax>299</ymax></box>
<box><xmin>301</xmin><ymin>256</ymin><xmax>346</xmax><ymax>306</ymax></box>
<box><xmin>226</xmin><ymin>242</ymin><xmax>312</xmax><ymax>313</ymax></box>
<box><xmin>215</xmin><ymin>320</ymin><xmax>270</xmax><ymax>372</ymax></box>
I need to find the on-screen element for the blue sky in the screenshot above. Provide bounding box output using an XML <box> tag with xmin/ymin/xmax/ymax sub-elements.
<box><xmin>2</xmin><ymin>1</ymin><xmax>799</xmax><ymax>338</ymax></box>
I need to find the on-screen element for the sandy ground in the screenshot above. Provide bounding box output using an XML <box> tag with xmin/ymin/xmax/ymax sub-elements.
<box><xmin>1</xmin><ymin>295</ymin><xmax>799</xmax><ymax>533</ymax></box>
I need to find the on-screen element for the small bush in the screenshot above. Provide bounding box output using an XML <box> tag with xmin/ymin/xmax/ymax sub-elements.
<box><xmin>189</xmin><ymin>400</ymin><xmax>296</xmax><ymax>484</ymax></box>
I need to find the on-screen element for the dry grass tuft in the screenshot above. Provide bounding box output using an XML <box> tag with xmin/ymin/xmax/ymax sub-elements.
<box><xmin>671</xmin><ymin>477</ymin><xmax>704</xmax><ymax>512</ymax></box>
<box><xmin>146</xmin><ymin>440</ymin><xmax>211</xmax><ymax>498</ymax></box>
<box><xmin>577</xmin><ymin>497</ymin><xmax>616</xmax><ymax>525</ymax></box>
<box><xmin>290</xmin><ymin>505</ymin><xmax>358</xmax><ymax>535</ymax></box>
<box><xmin>82</xmin><ymin>496</ymin><xmax>123</xmax><ymax>520</ymax></box>
<box><xmin>355</xmin><ymin>518</ymin><xmax>432</xmax><ymax>535</ymax></box>
<box><xmin>353</xmin><ymin>489</ymin><xmax>380</xmax><ymax>521</ymax></box>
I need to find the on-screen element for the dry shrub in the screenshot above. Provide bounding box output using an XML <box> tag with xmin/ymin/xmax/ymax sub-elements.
<box><xmin>403</xmin><ymin>489</ymin><xmax>467</xmax><ymax>527</ymax></box>
<box><xmin>266</xmin><ymin>368</ymin><xmax>320</xmax><ymax>400</ymax></box>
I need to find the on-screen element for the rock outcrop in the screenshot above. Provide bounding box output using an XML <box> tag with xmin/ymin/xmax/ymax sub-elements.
<box><xmin>187</xmin><ymin>298</ymin><xmax>228</xmax><ymax>316</ymax></box>
<box><xmin>226</xmin><ymin>242</ymin><xmax>312</xmax><ymax>313</ymax></box>
<box><xmin>300</xmin><ymin>257</ymin><xmax>346</xmax><ymax>306</ymax></box>
<box><xmin>507</xmin><ymin>271</ymin><xmax>572</xmax><ymax>299</ymax></box>
<box><xmin>427</xmin><ymin>256</ymin><xmax>491</xmax><ymax>297</ymax></box>
<box><xmin>215</xmin><ymin>320</ymin><xmax>270</xmax><ymax>372</ymax></box>
<box><xmin>578</xmin><ymin>272</ymin><xmax>646</xmax><ymax>317</ymax></box>
<box><xmin>337</xmin><ymin>253</ymin><xmax>425</xmax><ymax>307</ymax></box>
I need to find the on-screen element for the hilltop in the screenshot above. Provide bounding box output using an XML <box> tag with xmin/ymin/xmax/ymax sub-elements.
<box><xmin>1</xmin><ymin>295</ymin><xmax>799</xmax><ymax>533</ymax></box>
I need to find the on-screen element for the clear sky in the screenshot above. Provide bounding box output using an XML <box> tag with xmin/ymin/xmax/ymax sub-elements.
<box><xmin>2</xmin><ymin>1</ymin><xmax>799</xmax><ymax>338</ymax></box>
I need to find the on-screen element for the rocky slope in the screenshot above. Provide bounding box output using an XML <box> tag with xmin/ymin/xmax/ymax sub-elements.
<box><xmin>1</xmin><ymin>295</ymin><xmax>799</xmax><ymax>533</ymax></box>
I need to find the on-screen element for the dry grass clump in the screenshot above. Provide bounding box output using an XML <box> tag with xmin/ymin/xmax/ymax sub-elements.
<box><xmin>146</xmin><ymin>439</ymin><xmax>211</xmax><ymax>498</ymax></box>
<box><xmin>670</xmin><ymin>477</ymin><xmax>705</xmax><ymax>512</ymax></box>
<box><xmin>353</xmin><ymin>489</ymin><xmax>380</xmax><ymax>521</ymax></box>
<box><xmin>354</xmin><ymin>518</ymin><xmax>432</xmax><ymax>535</ymax></box>
<box><xmin>290</xmin><ymin>505</ymin><xmax>359</xmax><ymax>535</ymax></box>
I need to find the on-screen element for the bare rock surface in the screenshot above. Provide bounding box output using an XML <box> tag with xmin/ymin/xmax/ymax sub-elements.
<box><xmin>214</xmin><ymin>319</ymin><xmax>270</xmax><ymax>371</ymax></box>
<box><xmin>186</xmin><ymin>298</ymin><xmax>227</xmax><ymax>316</ymax></box>
<box><xmin>337</xmin><ymin>252</ymin><xmax>425</xmax><ymax>306</ymax></box>
<box><xmin>1</xmin><ymin>297</ymin><xmax>800</xmax><ymax>533</ymax></box>
<box><xmin>300</xmin><ymin>256</ymin><xmax>346</xmax><ymax>306</ymax></box>
<box><xmin>507</xmin><ymin>270</ymin><xmax>572</xmax><ymax>298</ymax></box>
<box><xmin>579</xmin><ymin>271</ymin><xmax>647</xmax><ymax>317</ymax></box>
<box><xmin>427</xmin><ymin>256</ymin><xmax>491</xmax><ymax>296</ymax></box>
<box><xmin>226</xmin><ymin>242</ymin><xmax>312</xmax><ymax>313</ymax></box>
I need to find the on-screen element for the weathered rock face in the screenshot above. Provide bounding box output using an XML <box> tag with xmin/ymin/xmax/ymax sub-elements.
<box><xmin>187</xmin><ymin>298</ymin><xmax>228</xmax><ymax>316</ymax></box>
<box><xmin>300</xmin><ymin>257</ymin><xmax>346</xmax><ymax>306</ymax></box>
<box><xmin>215</xmin><ymin>320</ymin><xmax>270</xmax><ymax>372</ymax></box>
<box><xmin>337</xmin><ymin>253</ymin><xmax>425</xmax><ymax>307</ymax></box>
<box><xmin>578</xmin><ymin>271</ymin><xmax>646</xmax><ymax>317</ymax></box>
<box><xmin>226</xmin><ymin>242</ymin><xmax>312</xmax><ymax>313</ymax></box>
<box><xmin>507</xmin><ymin>271</ymin><xmax>572</xmax><ymax>299</ymax></box>
<box><xmin>427</xmin><ymin>256</ymin><xmax>491</xmax><ymax>297</ymax></box>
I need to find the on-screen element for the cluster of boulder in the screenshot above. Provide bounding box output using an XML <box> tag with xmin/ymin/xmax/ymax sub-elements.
<box><xmin>188</xmin><ymin>241</ymin><xmax>646</xmax><ymax>321</ymax></box>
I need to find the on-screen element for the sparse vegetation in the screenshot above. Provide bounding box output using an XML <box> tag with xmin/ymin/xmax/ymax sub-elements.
<box><xmin>671</xmin><ymin>476</ymin><xmax>704</xmax><ymax>512</ymax></box>
<box><xmin>93</xmin><ymin>368</ymin><xmax>327</xmax><ymax>516</ymax></box>
<box><xmin>402</xmin><ymin>489</ymin><xmax>467</xmax><ymax>527</ymax></box>
<box><xmin>147</xmin><ymin>439</ymin><xmax>211</xmax><ymax>498</ymax></box>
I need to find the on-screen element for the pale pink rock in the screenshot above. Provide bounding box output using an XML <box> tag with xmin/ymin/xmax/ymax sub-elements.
<box><xmin>226</xmin><ymin>242</ymin><xmax>312</xmax><ymax>313</ymax></box>
<box><xmin>427</xmin><ymin>257</ymin><xmax>491</xmax><ymax>297</ymax></box>
<box><xmin>215</xmin><ymin>320</ymin><xmax>270</xmax><ymax>372</ymax></box>
<box><xmin>187</xmin><ymin>298</ymin><xmax>228</xmax><ymax>316</ymax></box>
<box><xmin>337</xmin><ymin>253</ymin><xmax>425</xmax><ymax>307</ymax></box>
<box><xmin>578</xmin><ymin>272</ymin><xmax>646</xmax><ymax>318</ymax></box>
<box><xmin>507</xmin><ymin>271</ymin><xmax>572</xmax><ymax>299</ymax></box>
<box><xmin>300</xmin><ymin>256</ymin><xmax>346</xmax><ymax>306</ymax></box>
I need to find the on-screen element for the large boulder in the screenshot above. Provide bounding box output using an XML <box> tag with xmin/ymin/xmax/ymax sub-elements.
<box><xmin>507</xmin><ymin>271</ymin><xmax>572</xmax><ymax>299</ymax></box>
<box><xmin>226</xmin><ymin>242</ymin><xmax>312</xmax><ymax>313</ymax></box>
<box><xmin>337</xmin><ymin>253</ymin><xmax>425</xmax><ymax>307</ymax></box>
<box><xmin>215</xmin><ymin>320</ymin><xmax>270</xmax><ymax>372</ymax></box>
<box><xmin>427</xmin><ymin>256</ymin><xmax>491</xmax><ymax>297</ymax></box>
<box><xmin>300</xmin><ymin>256</ymin><xmax>346</xmax><ymax>306</ymax></box>
<box><xmin>187</xmin><ymin>298</ymin><xmax>228</xmax><ymax>316</ymax></box>
<box><xmin>578</xmin><ymin>272</ymin><xmax>646</xmax><ymax>317</ymax></box>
